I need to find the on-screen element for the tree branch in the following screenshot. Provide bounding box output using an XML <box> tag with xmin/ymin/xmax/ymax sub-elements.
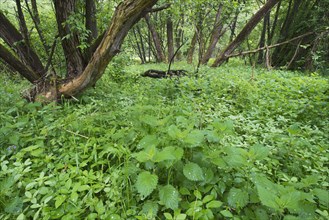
<box><xmin>227</xmin><ymin>31</ymin><xmax>315</xmax><ymax>58</ymax></box>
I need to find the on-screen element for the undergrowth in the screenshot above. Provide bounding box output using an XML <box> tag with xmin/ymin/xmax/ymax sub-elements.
<box><xmin>0</xmin><ymin>63</ymin><xmax>328</xmax><ymax>220</ymax></box>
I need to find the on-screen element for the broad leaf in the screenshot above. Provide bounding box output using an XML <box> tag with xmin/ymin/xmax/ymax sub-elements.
<box><xmin>159</xmin><ymin>185</ymin><xmax>179</xmax><ymax>210</ymax></box>
<box><xmin>183</xmin><ymin>162</ymin><xmax>204</xmax><ymax>181</ymax></box>
<box><xmin>136</xmin><ymin>171</ymin><xmax>158</xmax><ymax>199</ymax></box>
<box><xmin>184</xmin><ymin>130</ymin><xmax>204</xmax><ymax>147</ymax></box>
<box><xmin>249</xmin><ymin>144</ymin><xmax>269</xmax><ymax>161</ymax></box>
<box><xmin>138</xmin><ymin>135</ymin><xmax>159</xmax><ymax>149</ymax></box>
<box><xmin>227</xmin><ymin>187</ymin><xmax>249</xmax><ymax>209</ymax></box>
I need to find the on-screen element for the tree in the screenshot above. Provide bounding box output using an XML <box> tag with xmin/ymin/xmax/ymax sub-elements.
<box><xmin>0</xmin><ymin>0</ymin><xmax>158</xmax><ymax>102</ymax></box>
<box><xmin>212</xmin><ymin>0</ymin><xmax>281</xmax><ymax>67</ymax></box>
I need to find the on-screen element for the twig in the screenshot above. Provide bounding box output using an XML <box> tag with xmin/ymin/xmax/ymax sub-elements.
<box><xmin>287</xmin><ymin>39</ymin><xmax>302</xmax><ymax>69</ymax></box>
<box><xmin>166</xmin><ymin>40</ymin><xmax>187</xmax><ymax>75</ymax></box>
<box><xmin>64</xmin><ymin>129</ymin><xmax>89</xmax><ymax>139</ymax></box>
<box><xmin>146</xmin><ymin>3</ymin><xmax>171</xmax><ymax>13</ymax></box>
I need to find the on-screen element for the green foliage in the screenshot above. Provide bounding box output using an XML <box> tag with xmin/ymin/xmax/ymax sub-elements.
<box><xmin>0</xmin><ymin>63</ymin><xmax>328</xmax><ymax>219</ymax></box>
<box><xmin>136</xmin><ymin>171</ymin><xmax>158</xmax><ymax>199</ymax></box>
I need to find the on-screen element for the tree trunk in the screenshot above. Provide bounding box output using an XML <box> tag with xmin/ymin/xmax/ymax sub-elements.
<box><xmin>0</xmin><ymin>43</ymin><xmax>40</xmax><ymax>83</ymax></box>
<box><xmin>15</xmin><ymin>0</ymin><xmax>31</xmax><ymax>48</ymax></box>
<box><xmin>212</xmin><ymin>0</ymin><xmax>280</xmax><ymax>67</ymax></box>
<box><xmin>187</xmin><ymin>31</ymin><xmax>197</xmax><ymax>64</ymax></box>
<box><xmin>201</xmin><ymin>4</ymin><xmax>224</xmax><ymax>65</ymax></box>
<box><xmin>86</xmin><ymin>0</ymin><xmax>98</xmax><ymax>42</ymax></box>
<box><xmin>257</xmin><ymin>12</ymin><xmax>269</xmax><ymax>64</ymax></box>
<box><xmin>51</xmin><ymin>0</ymin><xmax>158</xmax><ymax>100</ymax></box>
<box><xmin>0</xmin><ymin>11</ymin><xmax>45</xmax><ymax>76</ymax></box>
<box><xmin>54</xmin><ymin>0</ymin><xmax>85</xmax><ymax>78</ymax></box>
<box><xmin>145</xmin><ymin>14</ymin><xmax>166</xmax><ymax>62</ymax></box>
<box><xmin>167</xmin><ymin>17</ymin><xmax>174</xmax><ymax>63</ymax></box>
<box><xmin>24</xmin><ymin>0</ymin><xmax>50</xmax><ymax>55</ymax></box>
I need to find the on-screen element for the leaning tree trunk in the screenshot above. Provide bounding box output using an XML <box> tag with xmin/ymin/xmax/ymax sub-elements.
<box><xmin>201</xmin><ymin>4</ymin><xmax>224</xmax><ymax>65</ymax></box>
<box><xmin>212</xmin><ymin>0</ymin><xmax>280</xmax><ymax>67</ymax></box>
<box><xmin>49</xmin><ymin>0</ymin><xmax>158</xmax><ymax>100</ymax></box>
<box><xmin>0</xmin><ymin>0</ymin><xmax>158</xmax><ymax>102</ymax></box>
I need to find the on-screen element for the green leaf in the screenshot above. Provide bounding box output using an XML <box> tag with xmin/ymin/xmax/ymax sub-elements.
<box><xmin>227</xmin><ymin>187</ymin><xmax>249</xmax><ymax>209</ymax></box>
<box><xmin>159</xmin><ymin>185</ymin><xmax>179</xmax><ymax>210</ymax></box>
<box><xmin>154</xmin><ymin>147</ymin><xmax>177</xmax><ymax>162</ymax></box>
<box><xmin>183</xmin><ymin>162</ymin><xmax>204</xmax><ymax>181</ymax></box>
<box><xmin>164</xmin><ymin>213</ymin><xmax>173</xmax><ymax>219</ymax></box>
<box><xmin>176</xmin><ymin>214</ymin><xmax>187</xmax><ymax>220</ymax></box>
<box><xmin>141</xmin><ymin>115</ymin><xmax>159</xmax><ymax>127</ymax></box>
<box><xmin>95</xmin><ymin>200</ymin><xmax>105</xmax><ymax>215</ymax></box>
<box><xmin>202</xmin><ymin>195</ymin><xmax>214</xmax><ymax>204</ymax></box>
<box><xmin>4</xmin><ymin>196</ymin><xmax>23</xmax><ymax>214</ymax></box>
<box><xmin>313</xmin><ymin>188</ymin><xmax>329</xmax><ymax>208</ymax></box>
<box><xmin>220</xmin><ymin>210</ymin><xmax>233</xmax><ymax>218</ymax></box>
<box><xmin>168</xmin><ymin>125</ymin><xmax>182</xmax><ymax>139</ymax></box>
<box><xmin>184</xmin><ymin>130</ymin><xmax>204</xmax><ymax>147</ymax></box>
<box><xmin>256</xmin><ymin>185</ymin><xmax>280</xmax><ymax>210</ymax></box>
<box><xmin>142</xmin><ymin>201</ymin><xmax>158</xmax><ymax>217</ymax></box>
<box><xmin>55</xmin><ymin>195</ymin><xmax>67</xmax><ymax>208</ymax></box>
<box><xmin>206</xmin><ymin>200</ymin><xmax>223</xmax><ymax>209</ymax></box>
<box><xmin>249</xmin><ymin>144</ymin><xmax>269</xmax><ymax>161</ymax></box>
<box><xmin>138</xmin><ymin>135</ymin><xmax>159</xmax><ymax>149</ymax></box>
<box><xmin>136</xmin><ymin>171</ymin><xmax>158</xmax><ymax>199</ymax></box>
<box><xmin>133</xmin><ymin>146</ymin><xmax>157</xmax><ymax>162</ymax></box>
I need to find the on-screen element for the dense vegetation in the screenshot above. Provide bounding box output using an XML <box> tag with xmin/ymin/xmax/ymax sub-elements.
<box><xmin>1</xmin><ymin>61</ymin><xmax>328</xmax><ymax>219</ymax></box>
<box><xmin>1</xmin><ymin>0</ymin><xmax>329</xmax><ymax>219</ymax></box>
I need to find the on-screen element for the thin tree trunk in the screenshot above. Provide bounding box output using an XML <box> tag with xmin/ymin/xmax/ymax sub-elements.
<box><xmin>24</xmin><ymin>0</ymin><xmax>50</xmax><ymax>55</ymax></box>
<box><xmin>212</xmin><ymin>0</ymin><xmax>280</xmax><ymax>67</ymax></box>
<box><xmin>54</xmin><ymin>0</ymin><xmax>85</xmax><ymax>77</ymax></box>
<box><xmin>136</xmin><ymin>26</ymin><xmax>147</xmax><ymax>63</ymax></box>
<box><xmin>144</xmin><ymin>14</ymin><xmax>165</xmax><ymax>62</ymax></box>
<box><xmin>0</xmin><ymin>12</ymin><xmax>45</xmax><ymax>76</ymax></box>
<box><xmin>15</xmin><ymin>0</ymin><xmax>31</xmax><ymax>48</ymax></box>
<box><xmin>187</xmin><ymin>31</ymin><xmax>197</xmax><ymax>64</ymax></box>
<box><xmin>229</xmin><ymin>8</ymin><xmax>239</xmax><ymax>43</ymax></box>
<box><xmin>175</xmin><ymin>15</ymin><xmax>184</xmax><ymax>61</ymax></box>
<box><xmin>132</xmin><ymin>27</ymin><xmax>145</xmax><ymax>63</ymax></box>
<box><xmin>257</xmin><ymin>12</ymin><xmax>269</xmax><ymax>64</ymax></box>
<box><xmin>86</xmin><ymin>0</ymin><xmax>98</xmax><ymax>41</ymax></box>
<box><xmin>268</xmin><ymin>1</ymin><xmax>281</xmax><ymax>44</ymax></box>
<box><xmin>167</xmin><ymin>17</ymin><xmax>174</xmax><ymax>63</ymax></box>
<box><xmin>201</xmin><ymin>4</ymin><xmax>223</xmax><ymax>64</ymax></box>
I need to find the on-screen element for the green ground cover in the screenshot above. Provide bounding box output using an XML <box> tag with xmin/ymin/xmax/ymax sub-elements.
<box><xmin>0</xmin><ymin>63</ymin><xmax>328</xmax><ymax>219</ymax></box>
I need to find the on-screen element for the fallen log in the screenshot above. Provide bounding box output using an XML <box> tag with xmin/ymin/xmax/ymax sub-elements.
<box><xmin>142</xmin><ymin>69</ymin><xmax>187</xmax><ymax>78</ymax></box>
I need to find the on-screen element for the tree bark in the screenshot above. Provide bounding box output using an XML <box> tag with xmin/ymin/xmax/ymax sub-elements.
<box><xmin>145</xmin><ymin>14</ymin><xmax>166</xmax><ymax>62</ymax></box>
<box><xmin>201</xmin><ymin>4</ymin><xmax>224</xmax><ymax>64</ymax></box>
<box><xmin>167</xmin><ymin>17</ymin><xmax>174</xmax><ymax>63</ymax></box>
<box><xmin>15</xmin><ymin>0</ymin><xmax>31</xmax><ymax>48</ymax></box>
<box><xmin>86</xmin><ymin>0</ymin><xmax>98</xmax><ymax>42</ymax></box>
<box><xmin>54</xmin><ymin>0</ymin><xmax>85</xmax><ymax>77</ymax></box>
<box><xmin>0</xmin><ymin>11</ymin><xmax>45</xmax><ymax>76</ymax></box>
<box><xmin>187</xmin><ymin>31</ymin><xmax>197</xmax><ymax>64</ymax></box>
<box><xmin>53</xmin><ymin>0</ymin><xmax>158</xmax><ymax>99</ymax></box>
<box><xmin>24</xmin><ymin>0</ymin><xmax>50</xmax><ymax>55</ymax></box>
<box><xmin>257</xmin><ymin>12</ymin><xmax>270</xmax><ymax>64</ymax></box>
<box><xmin>212</xmin><ymin>0</ymin><xmax>280</xmax><ymax>67</ymax></box>
<box><xmin>0</xmin><ymin>44</ymin><xmax>39</xmax><ymax>83</ymax></box>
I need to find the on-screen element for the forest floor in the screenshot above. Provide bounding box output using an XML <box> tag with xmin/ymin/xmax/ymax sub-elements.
<box><xmin>0</xmin><ymin>63</ymin><xmax>328</xmax><ymax>219</ymax></box>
